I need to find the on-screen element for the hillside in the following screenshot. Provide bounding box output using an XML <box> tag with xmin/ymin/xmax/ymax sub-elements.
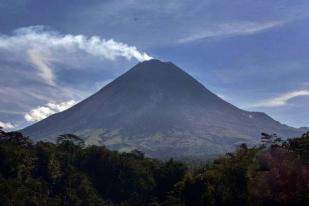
<box><xmin>22</xmin><ymin>59</ymin><xmax>304</xmax><ymax>158</ymax></box>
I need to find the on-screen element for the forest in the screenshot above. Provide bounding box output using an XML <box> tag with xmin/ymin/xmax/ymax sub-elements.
<box><xmin>0</xmin><ymin>129</ymin><xmax>309</xmax><ymax>206</ymax></box>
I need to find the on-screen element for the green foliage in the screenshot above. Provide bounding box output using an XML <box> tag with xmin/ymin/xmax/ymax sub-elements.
<box><xmin>0</xmin><ymin>129</ymin><xmax>309</xmax><ymax>205</ymax></box>
<box><xmin>0</xmin><ymin>130</ymin><xmax>186</xmax><ymax>205</ymax></box>
<box><xmin>176</xmin><ymin>144</ymin><xmax>259</xmax><ymax>206</ymax></box>
<box><xmin>284</xmin><ymin>131</ymin><xmax>309</xmax><ymax>163</ymax></box>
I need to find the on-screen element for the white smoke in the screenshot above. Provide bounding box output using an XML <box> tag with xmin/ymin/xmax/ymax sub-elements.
<box><xmin>0</xmin><ymin>26</ymin><xmax>152</xmax><ymax>62</ymax></box>
<box><xmin>0</xmin><ymin>26</ymin><xmax>152</xmax><ymax>86</ymax></box>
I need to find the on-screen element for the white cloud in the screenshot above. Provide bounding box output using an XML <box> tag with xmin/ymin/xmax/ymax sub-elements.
<box><xmin>27</xmin><ymin>49</ymin><xmax>55</xmax><ymax>86</ymax></box>
<box><xmin>0</xmin><ymin>121</ymin><xmax>15</xmax><ymax>129</ymax></box>
<box><xmin>24</xmin><ymin>100</ymin><xmax>76</xmax><ymax>122</ymax></box>
<box><xmin>254</xmin><ymin>90</ymin><xmax>309</xmax><ymax>107</ymax></box>
<box><xmin>178</xmin><ymin>21</ymin><xmax>284</xmax><ymax>43</ymax></box>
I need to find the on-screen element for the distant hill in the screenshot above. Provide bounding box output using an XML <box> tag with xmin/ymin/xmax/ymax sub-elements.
<box><xmin>22</xmin><ymin>59</ymin><xmax>304</xmax><ymax>158</ymax></box>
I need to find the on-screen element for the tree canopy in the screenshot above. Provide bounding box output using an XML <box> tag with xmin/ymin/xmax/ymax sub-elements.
<box><xmin>0</xmin><ymin>129</ymin><xmax>308</xmax><ymax>205</ymax></box>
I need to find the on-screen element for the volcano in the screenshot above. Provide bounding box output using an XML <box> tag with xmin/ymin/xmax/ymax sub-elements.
<box><xmin>22</xmin><ymin>59</ymin><xmax>303</xmax><ymax>158</ymax></box>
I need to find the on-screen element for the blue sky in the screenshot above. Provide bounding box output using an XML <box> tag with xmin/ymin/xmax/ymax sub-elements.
<box><xmin>1</xmin><ymin>0</ymin><xmax>309</xmax><ymax>130</ymax></box>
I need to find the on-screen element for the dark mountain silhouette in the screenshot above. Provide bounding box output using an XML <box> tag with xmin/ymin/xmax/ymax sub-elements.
<box><xmin>22</xmin><ymin>59</ymin><xmax>304</xmax><ymax>158</ymax></box>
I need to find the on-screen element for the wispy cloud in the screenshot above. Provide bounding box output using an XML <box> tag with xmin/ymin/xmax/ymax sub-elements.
<box><xmin>0</xmin><ymin>121</ymin><xmax>15</xmax><ymax>129</ymax></box>
<box><xmin>178</xmin><ymin>21</ymin><xmax>284</xmax><ymax>43</ymax></box>
<box><xmin>24</xmin><ymin>100</ymin><xmax>76</xmax><ymax>122</ymax></box>
<box><xmin>253</xmin><ymin>90</ymin><xmax>309</xmax><ymax>107</ymax></box>
<box><xmin>27</xmin><ymin>49</ymin><xmax>55</xmax><ymax>86</ymax></box>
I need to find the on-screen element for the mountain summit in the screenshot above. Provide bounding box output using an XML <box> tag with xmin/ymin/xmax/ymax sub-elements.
<box><xmin>22</xmin><ymin>59</ymin><xmax>303</xmax><ymax>158</ymax></box>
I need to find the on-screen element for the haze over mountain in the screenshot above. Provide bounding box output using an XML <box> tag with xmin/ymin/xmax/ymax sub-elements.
<box><xmin>22</xmin><ymin>59</ymin><xmax>304</xmax><ymax>158</ymax></box>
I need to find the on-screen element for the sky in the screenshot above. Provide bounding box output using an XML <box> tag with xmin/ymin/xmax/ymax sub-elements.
<box><xmin>1</xmin><ymin>0</ymin><xmax>309</xmax><ymax>130</ymax></box>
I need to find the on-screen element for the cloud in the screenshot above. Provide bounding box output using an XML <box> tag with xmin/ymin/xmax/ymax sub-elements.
<box><xmin>177</xmin><ymin>21</ymin><xmax>284</xmax><ymax>43</ymax></box>
<box><xmin>24</xmin><ymin>100</ymin><xmax>76</xmax><ymax>122</ymax></box>
<box><xmin>0</xmin><ymin>121</ymin><xmax>14</xmax><ymax>129</ymax></box>
<box><xmin>253</xmin><ymin>90</ymin><xmax>309</xmax><ymax>107</ymax></box>
<box><xmin>27</xmin><ymin>49</ymin><xmax>55</xmax><ymax>86</ymax></box>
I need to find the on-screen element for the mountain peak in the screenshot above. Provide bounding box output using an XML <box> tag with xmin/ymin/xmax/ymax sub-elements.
<box><xmin>133</xmin><ymin>58</ymin><xmax>175</xmax><ymax>72</ymax></box>
<box><xmin>140</xmin><ymin>58</ymin><xmax>170</xmax><ymax>65</ymax></box>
